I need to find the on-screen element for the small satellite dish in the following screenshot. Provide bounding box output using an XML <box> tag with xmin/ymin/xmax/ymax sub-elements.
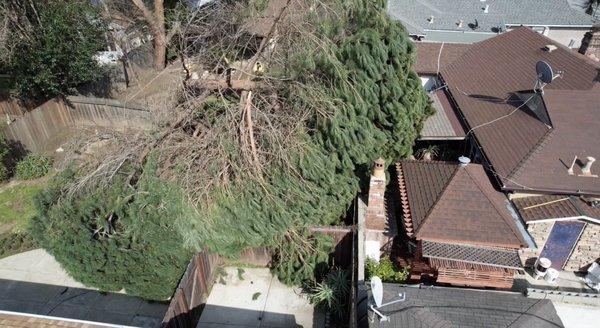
<box><xmin>371</xmin><ymin>276</ymin><xmax>383</xmax><ymax>308</ymax></box>
<box><xmin>536</xmin><ymin>61</ymin><xmax>554</xmax><ymax>84</ymax></box>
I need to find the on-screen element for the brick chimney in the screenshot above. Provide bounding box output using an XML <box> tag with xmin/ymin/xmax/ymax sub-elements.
<box><xmin>364</xmin><ymin>158</ymin><xmax>396</xmax><ymax>262</ymax></box>
<box><xmin>579</xmin><ymin>26</ymin><xmax>600</xmax><ymax>62</ymax></box>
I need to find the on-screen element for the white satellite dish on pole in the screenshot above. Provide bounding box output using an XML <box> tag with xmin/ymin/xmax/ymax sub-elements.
<box><xmin>368</xmin><ymin>276</ymin><xmax>406</xmax><ymax>322</ymax></box>
<box><xmin>534</xmin><ymin>61</ymin><xmax>563</xmax><ymax>94</ymax></box>
<box><xmin>371</xmin><ymin>277</ymin><xmax>383</xmax><ymax>307</ymax></box>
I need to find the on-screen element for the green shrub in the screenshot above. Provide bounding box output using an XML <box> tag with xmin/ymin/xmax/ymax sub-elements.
<box><xmin>0</xmin><ymin>232</ymin><xmax>37</xmax><ymax>259</ymax></box>
<box><xmin>365</xmin><ymin>258</ymin><xmax>409</xmax><ymax>283</ymax></box>
<box><xmin>30</xmin><ymin>168</ymin><xmax>193</xmax><ymax>300</ymax></box>
<box><xmin>15</xmin><ymin>154</ymin><xmax>53</xmax><ymax>180</ymax></box>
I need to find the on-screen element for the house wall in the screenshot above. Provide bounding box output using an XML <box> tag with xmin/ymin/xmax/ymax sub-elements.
<box><xmin>546</xmin><ymin>27</ymin><xmax>590</xmax><ymax>49</ymax></box>
<box><xmin>520</xmin><ymin>221</ymin><xmax>554</xmax><ymax>266</ymax></box>
<box><xmin>520</xmin><ymin>220</ymin><xmax>600</xmax><ymax>271</ymax></box>
<box><xmin>506</xmin><ymin>26</ymin><xmax>589</xmax><ymax>49</ymax></box>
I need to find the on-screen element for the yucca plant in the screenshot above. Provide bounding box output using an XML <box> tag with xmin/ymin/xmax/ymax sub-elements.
<box><xmin>308</xmin><ymin>269</ymin><xmax>350</xmax><ymax>321</ymax></box>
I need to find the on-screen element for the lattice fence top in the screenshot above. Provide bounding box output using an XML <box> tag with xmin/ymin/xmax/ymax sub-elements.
<box><xmin>422</xmin><ymin>240</ymin><xmax>522</xmax><ymax>269</ymax></box>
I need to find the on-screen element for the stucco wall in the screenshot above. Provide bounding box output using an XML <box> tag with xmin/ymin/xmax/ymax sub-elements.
<box><xmin>520</xmin><ymin>220</ymin><xmax>600</xmax><ymax>272</ymax></box>
<box><xmin>505</xmin><ymin>26</ymin><xmax>589</xmax><ymax>49</ymax></box>
<box><xmin>547</xmin><ymin>27</ymin><xmax>589</xmax><ymax>49</ymax></box>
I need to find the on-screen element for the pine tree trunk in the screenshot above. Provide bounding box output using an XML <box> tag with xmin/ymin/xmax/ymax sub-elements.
<box><xmin>153</xmin><ymin>37</ymin><xmax>166</xmax><ymax>70</ymax></box>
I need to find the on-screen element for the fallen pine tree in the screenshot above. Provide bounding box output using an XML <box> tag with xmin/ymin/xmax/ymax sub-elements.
<box><xmin>29</xmin><ymin>0</ymin><xmax>432</xmax><ymax>302</ymax></box>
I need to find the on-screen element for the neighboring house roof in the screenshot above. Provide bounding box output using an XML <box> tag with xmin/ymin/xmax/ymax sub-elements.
<box><xmin>387</xmin><ymin>0</ymin><xmax>595</xmax><ymax>38</ymax></box>
<box><xmin>441</xmin><ymin>27</ymin><xmax>600</xmax><ymax>196</ymax></box>
<box><xmin>420</xmin><ymin>90</ymin><xmax>466</xmax><ymax>140</ymax></box>
<box><xmin>413</xmin><ymin>42</ymin><xmax>471</xmax><ymax>75</ymax></box>
<box><xmin>513</xmin><ymin>195</ymin><xmax>600</xmax><ymax>223</ymax></box>
<box><xmin>360</xmin><ymin>284</ymin><xmax>565</xmax><ymax>328</ymax></box>
<box><xmin>396</xmin><ymin>161</ymin><xmax>526</xmax><ymax>248</ymax></box>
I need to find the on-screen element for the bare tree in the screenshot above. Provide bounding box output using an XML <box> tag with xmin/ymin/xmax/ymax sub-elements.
<box><xmin>130</xmin><ymin>0</ymin><xmax>170</xmax><ymax>70</ymax></box>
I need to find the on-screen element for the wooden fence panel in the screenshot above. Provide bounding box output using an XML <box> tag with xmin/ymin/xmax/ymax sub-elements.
<box><xmin>0</xmin><ymin>96</ymin><xmax>152</xmax><ymax>153</ymax></box>
<box><xmin>0</xmin><ymin>93</ymin><xmax>26</xmax><ymax>117</ymax></box>
<box><xmin>162</xmin><ymin>250</ymin><xmax>220</xmax><ymax>328</ymax></box>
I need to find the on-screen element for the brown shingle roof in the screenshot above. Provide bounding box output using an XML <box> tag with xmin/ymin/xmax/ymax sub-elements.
<box><xmin>513</xmin><ymin>195</ymin><xmax>600</xmax><ymax>223</ymax></box>
<box><xmin>413</xmin><ymin>42</ymin><xmax>471</xmax><ymax>75</ymax></box>
<box><xmin>396</xmin><ymin>161</ymin><xmax>526</xmax><ymax>248</ymax></box>
<box><xmin>440</xmin><ymin>27</ymin><xmax>600</xmax><ymax>196</ymax></box>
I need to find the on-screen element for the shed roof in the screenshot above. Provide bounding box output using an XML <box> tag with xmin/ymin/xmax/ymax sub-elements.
<box><xmin>387</xmin><ymin>0</ymin><xmax>595</xmax><ymax>38</ymax></box>
<box><xmin>513</xmin><ymin>195</ymin><xmax>600</xmax><ymax>223</ymax></box>
<box><xmin>420</xmin><ymin>90</ymin><xmax>466</xmax><ymax>140</ymax></box>
<box><xmin>441</xmin><ymin>27</ymin><xmax>600</xmax><ymax>196</ymax></box>
<box><xmin>360</xmin><ymin>284</ymin><xmax>565</xmax><ymax>328</ymax></box>
<box><xmin>396</xmin><ymin>161</ymin><xmax>526</xmax><ymax>248</ymax></box>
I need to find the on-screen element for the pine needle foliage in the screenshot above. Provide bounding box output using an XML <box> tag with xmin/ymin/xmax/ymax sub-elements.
<box><xmin>305</xmin><ymin>0</ymin><xmax>433</xmax><ymax>170</ymax></box>
<box><xmin>179</xmin><ymin>0</ymin><xmax>432</xmax><ymax>285</ymax></box>
<box><xmin>30</xmin><ymin>166</ymin><xmax>193</xmax><ymax>300</ymax></box>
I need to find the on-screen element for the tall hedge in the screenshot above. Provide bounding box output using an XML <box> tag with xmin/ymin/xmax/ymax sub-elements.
<box><xmin>4</xmin><ymin>0</ymin><xmax>106</xmax><ymax>102</ymax></box>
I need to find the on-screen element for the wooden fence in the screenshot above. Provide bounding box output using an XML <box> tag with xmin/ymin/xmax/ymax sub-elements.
<box><xmin>162</xmin><ymin>226</ymin><xmax>354</xmax><ymax>328</ymax></box>
<box><xmin>0</xmin><ymin>96</ymin><xmax>152</xmax><ymax>153</ymax></box>
<box><xmin>0</xmin><ymin>93</ymin><xmax>26</xmax><ymax>117</ymax></box>
<box><xmin>162</xmin><ymin>250</ymin><xmax>220</xmax><ymax>328</ymax></box>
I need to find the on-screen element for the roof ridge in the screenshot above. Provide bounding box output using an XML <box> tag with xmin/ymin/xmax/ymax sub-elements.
<box><xmin>507</xmin><ymin>127</ymin><xmax>554</xmax><ymax>181</ymax></box>
<box><xmin>463</xmin><ymin>166</ymin><xmax>525</xmax><ymax>247</ymax></box>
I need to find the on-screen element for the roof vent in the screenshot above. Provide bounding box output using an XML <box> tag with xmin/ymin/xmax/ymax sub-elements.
<box><xmin>543</xmin><ymin>45</ymin><xmax>558</xmax><ymax>52</ymax></box>
<box><xmin>483</xmin><ymin>4</ymin><xmax>489</xmax><ymax>13</ymax></box>
<box><xmin>457</xmin><ymin>20</ymin><xmax>464</xmax><ymax>28</ymax></box>
<box><xmin>458</xmin><ymin>156</ymin><xmax>471</xmax><ymax>166</ymax></box>
<box><xmin>581</xmin><ymin>157</ymin><xmax>597</xmax><ymax>177</ymax></box>
<box><xmin>428</xmin><ymin>15</ymin><xmax>434</xmax><ymax>24</ymax></box>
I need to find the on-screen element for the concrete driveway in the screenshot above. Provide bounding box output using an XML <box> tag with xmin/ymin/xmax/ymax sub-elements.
<box><xmin>0</xmin><ymin>249</ymin><xmax>168</xmax><ymax>327</ymax></box>
<box><xmin>198</xmin><ymin>267</ymin><xmax>325</xmax><ymax>328</ymax></box>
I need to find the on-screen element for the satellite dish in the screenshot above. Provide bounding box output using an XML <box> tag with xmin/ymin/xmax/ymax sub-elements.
<box><xmin>371</xmin><ymin>276</ymin><xmax>383</xmax><ymax>308</ymax></box>
<box><xmin>536</xmin><ymin>61</ymin><xmax>554</xmax><ymax>84</ymax></box>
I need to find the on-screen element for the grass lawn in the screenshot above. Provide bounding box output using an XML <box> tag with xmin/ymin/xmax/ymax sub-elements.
<box><xmin>0</xmin><ymin>179</ymin><xmax>46</xmax><ymax>233</ymax></box>
<box><xmin>0</xmin><ymin>179</ymin><xmax>46</xmax><ymax>259</ymax></box>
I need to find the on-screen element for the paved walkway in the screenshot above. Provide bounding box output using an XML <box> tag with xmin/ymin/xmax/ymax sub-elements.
<box><xmin>0</xmin><ymin>249</ymin><xmax>168</xmax><ymax>327</ymax></box>
<box><xmin>198</xmin><ymin>267</ymin><xmax>325</xmax><ymax>328</ymax></box>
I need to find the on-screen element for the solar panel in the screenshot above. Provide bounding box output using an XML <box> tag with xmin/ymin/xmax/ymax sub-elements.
<box><xmin>539</xmin><ymin>220</ymin><xmax>586</xmax><ymax>270</ymax></box>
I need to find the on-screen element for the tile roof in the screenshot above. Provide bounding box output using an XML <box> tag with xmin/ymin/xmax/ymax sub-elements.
<box><xmin>396</xmin><ymin>161</ymin><xmax>526</xmax><ymax>248</ymax></box>
<box><xmin>513</xmin><ymin>195</ymin><xmax>600</xmax><ymax>223</ymax></box>
<box><xmin>387</xmin><ymin>0</ymin><xmax>595</xmax><ymax>37</ymax></box>
<box><xmin>0</xmin><ymin>311</ymin><xmax>110</xmax><ymax>327</ymax></box>
<box><xmin>420</xmin><ymin>90</ymin><xmax>466</xmax><ymax>140</ymax></box>
<box><xmin>360</xmin><ymin>284</ymin><xmax>565</xmax><ymax>328</ymax></box>
<box><xmin>422</xmin><ymin>241</ymin><xmax>522</xmax><ymax>269</ymax></box>
<box><xmin>413</xmin><ymin>42</ymin><xmax>471</xmax><ymax>75</ymax></box>
<box><xmin>441</xmin><ymin>27</ymin><xmax>600</xmax><ymax>196</ymax></box>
